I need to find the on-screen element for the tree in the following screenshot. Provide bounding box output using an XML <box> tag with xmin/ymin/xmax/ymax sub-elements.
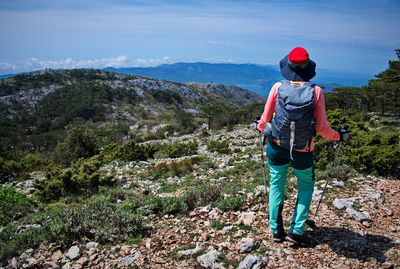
<box><xmin>54</xmin><ymin>125</ymin><xmax>98</xmax><ymax>166</ymax></box>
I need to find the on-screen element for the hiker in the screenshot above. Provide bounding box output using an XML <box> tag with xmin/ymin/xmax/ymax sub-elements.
<box><xmin>257</xmin><ymin>47</ymin><xmax>350</xmax><ymax>246</ymax></box>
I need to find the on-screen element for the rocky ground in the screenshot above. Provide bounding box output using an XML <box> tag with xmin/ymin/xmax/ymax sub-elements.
<box><xmin>3</xmin><ymin>125</ymin><xmax>400</xmax><ymax>269</ymax></box>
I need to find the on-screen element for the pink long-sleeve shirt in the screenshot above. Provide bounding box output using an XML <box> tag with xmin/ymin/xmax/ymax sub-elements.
<box><xmin>257</xmin><ymin>81</ymin><xmax>340</xmax><ymax>152</ymax></box>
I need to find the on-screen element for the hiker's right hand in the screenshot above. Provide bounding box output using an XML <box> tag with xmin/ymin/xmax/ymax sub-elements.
<box><xmin>338</xmin><ymin>126</ymin><xmax>350</xmax><ymax>143</ymax></box>
<box><xmin>255</xmin><ymin>116</ymin><xmax>262</xmax><ymax>133</ymax></box>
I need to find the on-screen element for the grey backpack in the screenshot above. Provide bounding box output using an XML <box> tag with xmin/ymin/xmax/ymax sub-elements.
<box><xmin>270</xmin><ymin>80</ymin><xmax>315</xmax><ymax>158</ymax></box>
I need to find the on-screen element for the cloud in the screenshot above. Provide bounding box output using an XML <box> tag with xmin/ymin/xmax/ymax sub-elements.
<box><xmin>0</xmin><ymin>56</ymin><xmax>175</xmax><ymax>74</ymax></box>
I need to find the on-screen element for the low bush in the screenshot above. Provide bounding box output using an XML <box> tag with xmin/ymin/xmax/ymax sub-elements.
<box><xmin>34</xmin><ymin>157</ymin><xmax>114</xmax><ymax>201</ymax></box>
<box><xmin>184</xmin><ymin>183</ymin><xmax>222</xmax><ymax>210</ymax></box>
<box><xmin>0</xmin><ymin>198</ymin><xmax>147</xmax><ymax>263</ymax></box>
<box><xmin>214</xmin><ymin>195</ymin><xmax>246</xmax><ymax>211</ymax></box>
<box><xmin>0</xmin><ymin>187</ymin><xmax>37</xmax><ymax>226</ymax></box>
<box><xmin>147</xmin><ymin>156</ymin><xmax>202</xmax><ymax>180</ymax></box>
<box><xmin>0</xmin><ymin>157</ymin><xmax>21</xmax><ymax>183</ymax></box>
<box><xmin>116</xmin><ymin>141</ymin><xmax>157</xmax><ymax>162</ymax></box>
<box><xmin>156</xmin><ymin>140</ymin><xmax>198</xmax><ymax>158</ymax></box>
<box><xmin>47</xmin><ymin>201</ymin><xmax>146</xmax><ymax>245</ymax></box>
<box><xmin>0</xmin><ymin>224</ymin><xmax>47</xmax><ymax>263</ymax></box>
<box><xmin>208</xmin><ymin>139</ymin><xmax>231</xmax><ymax>154</ymax></box>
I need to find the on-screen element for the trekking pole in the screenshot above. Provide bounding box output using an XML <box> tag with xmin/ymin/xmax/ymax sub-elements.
<box><xmin>305</xmin><ymin>125</ymin><xmax>348</xmax><ymax>229</ymax></box>
<box><xmin>259</xmin><ymin>133</ymin><xmax>268</xmax><ymax>196</ymax></box>
<box><xmin>255</xmin><ymin>118</ymin><xmax>269</xmax><ymax>203</ymax></box>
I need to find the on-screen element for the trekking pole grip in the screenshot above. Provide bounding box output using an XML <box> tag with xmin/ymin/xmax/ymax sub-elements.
<box><xmin>341</xmin><ymin>124</ymin><xmax>349</xmax><ymax>132</ymax></box>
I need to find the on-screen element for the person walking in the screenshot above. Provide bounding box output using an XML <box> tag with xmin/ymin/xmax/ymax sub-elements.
<box><xmin>257</xmin><ymin>47</ymin><xmax>349</xmax><ymax>246</ymax></box>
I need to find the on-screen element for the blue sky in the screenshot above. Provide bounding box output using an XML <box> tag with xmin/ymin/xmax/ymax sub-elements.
<box><xmin>0</xmin><ymin>0</ymin><xmax>399</xmax><ymax>78</ymax></box>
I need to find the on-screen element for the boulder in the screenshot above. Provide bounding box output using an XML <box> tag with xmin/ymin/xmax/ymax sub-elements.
<box><xmin>178</xmin><ymin>245</ymin><xmax>203</xmax><ymax>257</ymax></box>
<box><xmin>119</xmin><ymin>251</ymin><xmax>142</xmax><ymax>266</ymax></box>
<box><xmin>85</xmin><ymin>242</ymin><xmax>99</xmax><ymax>249</ymax></box>
<box><xmin>333</xmin><ymin>198</ymin><xmax>355</xmax><ymax>210</ymax></box>
<box><xmin>237</xmin><ymin>238</ymin><xmax>256</xmax><ymax>253</ymax></box>
<box><xmin>237</xmin><ymin>255</ymin><xmax>265</xmax><ymax>269</ymax></box>
<box><xmin>197</xmin><ymin>249</ymin><xmax>220</xmax><ymax>268</ymax></box>
<box><xmin>345</xmin><ymin>207</ymin><xmax>371</xmax><ymax>222</ymax></box>
<box><xmin>66</xmin><ymin>246</ymin><xmax>80</xmax><ymax>260</ymax></box>
<box><xmin>241</xmin><ymin>212</ymin><xmax>256</xmax><ymax>226</ymax></box>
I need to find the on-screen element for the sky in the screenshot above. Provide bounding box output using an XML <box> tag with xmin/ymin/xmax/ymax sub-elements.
<box><xmin>0</xmin><ymin>0</ymin><xmax>399</xmax><ymax>78</ymax></box>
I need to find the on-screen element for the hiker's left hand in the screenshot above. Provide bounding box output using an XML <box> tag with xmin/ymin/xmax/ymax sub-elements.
<box><xmin>338</xmin><ymin>126</ymin><xmax>350</xmax><ymax>143</ymax></box>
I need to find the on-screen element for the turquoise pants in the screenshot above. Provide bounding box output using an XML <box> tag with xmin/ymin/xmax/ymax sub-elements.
<box><xmin>267</xmin><ymin>141</ymin><xmax>315</xmax><ymax>235</ymax></box>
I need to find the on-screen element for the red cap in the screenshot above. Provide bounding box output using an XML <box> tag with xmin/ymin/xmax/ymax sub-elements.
<box><xmin>288</xmin><ymin>47</ymin><xmax>310</xmax><ymax>66</ymax></box>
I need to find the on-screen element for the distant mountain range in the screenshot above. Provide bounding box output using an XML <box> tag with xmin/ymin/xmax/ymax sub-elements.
<box><xmin>0</xmin><ymin>74</ymin><xmax>15</xmax><ymax>79</ymax></box>
<box><xmin>105</xmin><ymin>62</ymin><xmax>372</xmax><ymax>96</ymax></box>
<box><xmin>105</xmin><ymin>62</ymin><xmax>280</xmax><ymax>96</ymax></box>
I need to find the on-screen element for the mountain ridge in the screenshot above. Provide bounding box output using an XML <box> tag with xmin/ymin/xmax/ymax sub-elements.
<box><xmin>105</xmin><ymin>62</ymin><xmax>372</xmax><ymax>95</ymax></box>
<box><xmin>0</xmin><ymin>68</ymin><xmax>263</xmax><ymax>155</ymax></box>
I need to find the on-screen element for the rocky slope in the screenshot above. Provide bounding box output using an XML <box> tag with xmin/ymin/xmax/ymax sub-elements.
<box><xmin>3</xmin><ymin>125</ymin><xmax>399</xmax><ymax>269</ymax></box>
<box><xmin>0</xmin><ymin>69</ymin><xmax>261</xmax><ymax>116</ymax></box>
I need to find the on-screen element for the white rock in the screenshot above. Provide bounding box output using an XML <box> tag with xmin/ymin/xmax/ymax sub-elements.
<box><xmin>119</xmin><ymin>251</ymin><xmax>142</xmax><ymax>265</ymax></box>
<box><xmin>199</xmin><ymin>205</ymin><xmax>212</xmax><ymax>213</ymax></box>
<box><xmin>237</xmin><ymin>255</ymin><xmax>265</xmax><ymax>269</ymax></box>
<box><xmin>197</xmin><ymin>249</ymin><xmax>220</xmax><ymax>268</ymax></box>
<box><xmin>66</xmin><ymin>246</ymin><xmax>80</xmax><ymax>260</ymax></box>
<box><xmin>345</xmin><ymin>207</ymin><xmax>371</xmax><ymax>222</ymax></box>
<box><xmin>62</xmin><ymin>262</ymin><xmax>71</xmax><ymax>269</ymax></box>
<box><xmin>178</xmin><ymin>245</ymin><xmax>203</xmax><ymax>257</ymax></box>
<box><xmin>237</xmin><ymin>238</ymin><xmax>256</xmax><ymax>253</ymax></box>
<box><xmin>85</xmin><ymin>242</ymin><xmax>99</xmax><ymax>249</ymax></box>
<box><xmin>333</xmin><ymin>198</ymin><xmax>355</xmax><ymax>210</ymax></box>
<box><xmin>241</xmin><ymin>212</ymin><xmax>256</xmax><ymax>226</ymax></box>
<box><xmin>312</xmin><ymin>187</ymin><xmax>323</xmax><ymax>201</ymax></box>
<box><xmin>208</xmin><ymin>209</ymin><xmax>220</xmax><ymax>219</ymax></box>
<box><xmin>332</xmin><ymin>179</ymin><xmax>345</xmax><ymax>187</ymax></box>
<box><xmin>221</xmin><ymin>225</ymin><xmax>233</xmax><ymax>234</ymax></box>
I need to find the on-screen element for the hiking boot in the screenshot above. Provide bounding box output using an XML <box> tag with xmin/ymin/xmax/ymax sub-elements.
<box><xmin>272</xmin><ymin>231</ymin><xmax>286</xmax><ymax>242</ymax></box>
<box><xmin>286</xmin><ymin>232</ymin><xmax>313</xmax><ymax>247</ymax></box>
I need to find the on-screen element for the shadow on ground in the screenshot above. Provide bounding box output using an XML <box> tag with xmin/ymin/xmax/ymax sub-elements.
<box><xmin>310</xmin><ymin>226</ymin><xmax>393</xmax><ymax>263</ymax></box>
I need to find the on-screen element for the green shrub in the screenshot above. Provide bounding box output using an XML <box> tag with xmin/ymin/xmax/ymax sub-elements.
<box><xmin>19</xmin><ymin>153</ymin><xmax>54</xmax><ymax>172</ymax></box>
<box><xmin>116</xmin><ymin>141</ymin><xmax>157</xmax><ymax>161</ymax></box>
<box><xmin>316</xmin><ymin>161</ymin><xmax>357</xmax><ymax>181</ymax></box>
<box><xmin>184</xmin><ymin>183</ymin><xmax>222</xmax><ymax>210</ymax></box>
<box><xmin>0</xmin><ymin>187</ymin><xmax>37</xmax><ymax>226</ymax></box>
<box><xmin>0</xmin><ymin>157</ymin><xmax>21</xmax><ymax>183</ymax></box>
<box><xmin>214</xmin><ymin>195</ymin><xmax>246</xmax><ymax>211</ymax></box>
<box><xmin>54</xmin><ymin>125</ymin><xmax>99</xmax><ymax>166</ymax></box>
<box><xmin>34</xmin><ymin>157</ymin><xmax>114</xmax><ymax>201</ymax></box>
<box><xmin>0</xmin><ymin>224</ymin><xmax>47</xmax><ymax>263</ymax></box>
<box><xmin>47</xmin><ymin>201</ymin><xmax>146</xmax><ymax>245</ymax></box>
<box><xmin>159</xmin><ymin>196</ymin><xmax>189</xmax><ymax>215</ymax></box>
<box><xmin>157</xmin><ymin>140</ymin><xmax>198</xmax><ymax>158</ymax></box>
<box><xmin>148</xmin><ymin>156</ymin><xmax>202</xmax><ymax>180</ymax></box>
<box><xmin>211</xmin><ymin>220</ymin><xmax>226</xmax><ymax>230</ymax></box>
<box><xmin>208</xmin><ymin>139</ymin><xmax>231</xmax><ymax>154</ymax></box>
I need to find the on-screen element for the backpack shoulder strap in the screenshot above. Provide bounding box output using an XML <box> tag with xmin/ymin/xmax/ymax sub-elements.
<box><xmin>303</xmin><ymin>82</ymin><xmax>315</xmax><ymax>88</ymax></box>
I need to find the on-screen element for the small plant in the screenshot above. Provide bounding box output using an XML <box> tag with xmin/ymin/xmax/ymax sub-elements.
<box><xmin>147</xmin><ymin>156</ymin><xmax>202</xmax><ymax>180</ymax></box>
<box><xmin>211</xmin><ymin>220</ymin><xmax>226</xmax><ymax>230</ymax></box>
<box><xmin>156</xmin><ymin>140</ymin><xmax>198</xmax><ymax>158</ymax></box>
<box><xmin>116</xmin><ymin>141</ymin><xmax>157</xmax><ymax>161</ymax></box>
<box><xmin>0</xmin><ymin>187</ymin><xmax>38</xmax><ymax>226</ymax></box>
<box><xmin>47</xmin><ymin>200</ymin><xmax>146</xmax><ymax>246</ymax></box>
<box><xmin>208</xmin><ymin>139</ymin><xmax>231</xmax><ymax>154</ymax></box>
<box><xmin>184</xmin><ymin>183</ymin><xmax>222</xmax><ymax>210</ymax></box>
<box><xmin>34</xmin><ymin>157</ymin><xmax>115</xmax><ymax>201</ymax></box>
<box><xmin>214</xmin><ymin>195</ymin><xmax>246</xmax><ymax>211</ymax></box>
